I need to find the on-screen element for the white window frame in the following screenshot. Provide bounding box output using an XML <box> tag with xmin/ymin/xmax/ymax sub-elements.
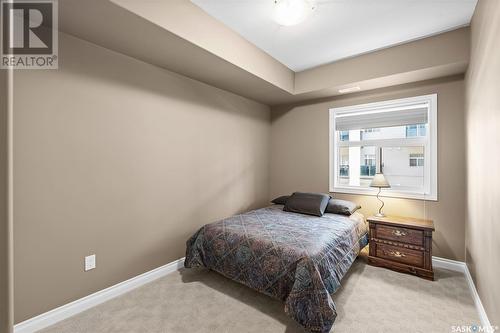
<box><xmin>329</xmin><ymin>94</ymin><xmax>438</xmax><ymax>201</ymax></box>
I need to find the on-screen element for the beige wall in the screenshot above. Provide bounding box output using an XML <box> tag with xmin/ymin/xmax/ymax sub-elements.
<box><xmin>12</xmin><ymin>32</ymin><xmax>271</xmax><ymax>323</ymax></box>
<box><xmin>0</xmin><ymin>70</ymin><xmax>6</xmax><ymax>332</ymax></box>
<box><xmin>465</xmin><ymin>0</ymin><xmax>500</xmax><ymax>325</ymax></box>
<box><xmin>270</xmin><ymin>76</ymin><xmax>466</xmax><ymax>261</ymax></box>
<box><xmin>1</xmin><ymin>68</ymin><xmax>13</xmax><ymax>332</ymax></box>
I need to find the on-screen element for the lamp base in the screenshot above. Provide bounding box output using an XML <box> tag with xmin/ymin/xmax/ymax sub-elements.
<box><xmin>374</xmin><ymin>213</ymin><xmax>386</xmax><ymax>217</ymax></box>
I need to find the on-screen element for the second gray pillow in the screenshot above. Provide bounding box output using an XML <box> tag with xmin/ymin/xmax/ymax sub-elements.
<box><xmin>325</xmin><ymin>199</ymin><xmax>361</xmax><ymax>216</ymax></box>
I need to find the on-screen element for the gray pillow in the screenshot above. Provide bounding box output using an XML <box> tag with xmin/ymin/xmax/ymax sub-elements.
<box><xmin>283</xmin><ymin>192</ymin><xmax>331</xmax><ymax>217</ymax></box>
<box><xmin>325</xmin><ymin>199</ymin><xmax>361</xmax><ymax>216</ymax></box>
<box><xmin>271</xmin><ymin>195</ymin><xmax>290</xmax><ymax>205</ymax></box>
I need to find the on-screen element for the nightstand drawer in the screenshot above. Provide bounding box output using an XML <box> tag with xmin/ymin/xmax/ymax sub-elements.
<box><xmin>376</xmin><ymin>243</ymin><xmax>424</xmax><ymax>267</ymax></box>
<box><xmin>375</xmin><ymin>224</ymin><xmax>423</xmax><ymax>246</ymax></box>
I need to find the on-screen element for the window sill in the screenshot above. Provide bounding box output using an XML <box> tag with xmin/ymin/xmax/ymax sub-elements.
<box><xmin>330</xmin><ymin>186</ymin><xmax>437</xmax><ymax>201</ymax></box>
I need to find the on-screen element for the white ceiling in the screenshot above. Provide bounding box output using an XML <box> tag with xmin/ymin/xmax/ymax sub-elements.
<box><xmin>191</xmin><ymin>0</ymin><xmax>477</xmax><ymax>71</ymax></box>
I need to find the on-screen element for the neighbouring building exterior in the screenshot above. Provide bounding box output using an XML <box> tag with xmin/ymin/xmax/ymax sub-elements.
<box><xmin>338</xmin><ymin>124</ymin><xmax>426</xmax><ymax>191</ymax></box>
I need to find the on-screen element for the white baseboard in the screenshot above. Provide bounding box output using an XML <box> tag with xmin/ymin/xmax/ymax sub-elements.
<box><xmin>432</xmin><ymin>256</ymin><xmax>466</xmax><ymax>272</ymax></box>
<box><xmin>14</xmin><ymin>257</ymin><xmax>185</xmax><ymax>333</ymax></box>
<box><xmin>462</xmin><ymin>263</ymin><xmax>493</xmax><ymax>330</ymax></box>
<box><xmin>432</xmin><ymin>256</ymin><xmax>492</xmax><ymax>329</ymax></box>
<box><xmin>14</xmin><ymin>256</ymin><xmax>492</xmax><ymax>333</ymax></box>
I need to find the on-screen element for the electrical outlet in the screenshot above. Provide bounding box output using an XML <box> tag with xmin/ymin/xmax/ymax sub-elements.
<box><xmin>85</xmin><ymin>254</ymin><xmax>96</xmax><ymax>271</ymax></box>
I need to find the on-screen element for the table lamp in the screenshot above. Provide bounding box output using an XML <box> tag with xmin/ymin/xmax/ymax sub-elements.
<box><xmin>370</xmin><ymin>173</ymin><xmax>391</xmax><ymax>217</ymax></box>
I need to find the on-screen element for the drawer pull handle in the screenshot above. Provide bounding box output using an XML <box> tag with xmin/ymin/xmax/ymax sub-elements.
<box><xmin>392</xmin><ymin>230</ymin><xmax>407</xmax><ymax>237</ymax></box>
<box><xmin>389</xmin><ymin>251</ymin><xmax>406</xmax><ymax>258</ymax></box>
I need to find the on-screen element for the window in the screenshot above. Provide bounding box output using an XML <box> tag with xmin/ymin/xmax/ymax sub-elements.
<box><xmin>362</xmin><ymin>154</ymin><xmax>376</xmax><ymax>177</ymax></box>
<box><xmin>406</xmin><ymin>124</ymin><xmax>426</xmax><ymax>137</ymax></box>
<box><xmin>363</xmin><ymin>154</ymin><xmax>376</xmax><ymax>166</ymax></box>
<box><xmin>339</xmin><ymin>131</ymin><xmax>349</xmax><ymax>141</ymax></box>
<box><xmin>361</xmin><ymin>128</ymin><xmax>380</xmax><ymax>140</ymax></box>
<box><xmin>329</xmin><ymin>94</ymin><xmax>437</xmax><ymax>200</ymax></box>
<box><xmin>409</xmin><ymin>153</ymin><xmax>424</xmax><ymax>167</ymax></box>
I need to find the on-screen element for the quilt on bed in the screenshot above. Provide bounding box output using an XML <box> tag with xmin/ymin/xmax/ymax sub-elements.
<box><xmin>184</xmin><ymin>205</ymin><xmax>368</xmax><ymax>333</ymax></box>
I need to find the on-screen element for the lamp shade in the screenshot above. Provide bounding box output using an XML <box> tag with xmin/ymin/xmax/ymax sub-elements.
<box><xmin>370</xmin><ymin>173</ymin><xmax>391</xmax><ymax>188</ymax></box>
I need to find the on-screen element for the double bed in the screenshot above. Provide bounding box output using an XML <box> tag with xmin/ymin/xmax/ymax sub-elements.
<box><xmin>185</xmin><ymin>204</ymin><xmax>368</xmax><ymax>333</ymax></box>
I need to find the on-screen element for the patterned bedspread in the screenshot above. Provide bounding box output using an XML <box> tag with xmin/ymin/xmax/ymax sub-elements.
<box><xmin>184</xmin><ymin>205</ymin><xmax>368</xmax><ymax>332</ymax></box>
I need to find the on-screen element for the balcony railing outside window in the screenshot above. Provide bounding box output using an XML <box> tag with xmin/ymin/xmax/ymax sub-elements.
<box><xmin>339</xmin><ymin>165</ymin><xmax>376</xmax><ymax>178</ymax></box>
<box><xmin>360</xmin><ymin>165</ymin><xmax>376</xmax><ymax>177</ymax></box>
<box><xmin>339</xmin><ymin>165</ymin><xmax>349</xmax><ymax>177</ymax></box>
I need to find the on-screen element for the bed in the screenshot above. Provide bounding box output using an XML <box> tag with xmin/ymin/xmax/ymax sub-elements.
<box><xmin>184</xmin><ymin>204</ymin><xmax>368</xmax><ymax>333</ymax></box>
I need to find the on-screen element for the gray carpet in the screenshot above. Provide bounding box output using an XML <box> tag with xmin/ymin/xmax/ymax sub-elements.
<box><xmin>39</xmin><ymin>259</ymin><xmax>479</xmax><ymax>333</ymax></box>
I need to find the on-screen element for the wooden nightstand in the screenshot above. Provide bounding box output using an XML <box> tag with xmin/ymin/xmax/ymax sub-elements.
<box><xmin>367</xmin><ymin>215</ymin><xmax>435</xmax><ymax>280</ymax></box>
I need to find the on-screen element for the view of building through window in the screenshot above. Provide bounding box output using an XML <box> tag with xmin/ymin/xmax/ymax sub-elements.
<box><xmin>337</xmin><ymin>124</ymin><xmax>427</xmax><ymax>190</ymax></box>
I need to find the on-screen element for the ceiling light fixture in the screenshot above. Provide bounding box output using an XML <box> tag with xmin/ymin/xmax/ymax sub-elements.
<box><xmin>338</xmin><ymin>86</ymin><xmax>361</xmax><ymax>94</ymax></box>
<box><xmin>273</xmin><ymin>0</ymin><xmax>315</xmax><ymax>27</ymax></box>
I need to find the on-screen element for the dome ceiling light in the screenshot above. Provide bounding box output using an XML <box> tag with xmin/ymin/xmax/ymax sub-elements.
<box><xmin>273</xmin><ymin>0</ymin><xmax>316</xmax><ymax>27</ymax></box>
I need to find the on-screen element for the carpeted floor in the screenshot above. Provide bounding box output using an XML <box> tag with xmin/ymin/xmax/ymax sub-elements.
<box><xmin>39</xmin><ymin>259</ymin><xmax>479</xmax><ymax>333</ymax></box>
